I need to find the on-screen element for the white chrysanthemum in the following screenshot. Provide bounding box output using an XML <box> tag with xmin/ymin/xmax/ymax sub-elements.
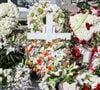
<box><xmin>70</xmin><ymin>13</ymin><xmax>100</xmax><ymax>41</ymax></box>
<box><xmin>0</xmin><ymin>2</ymin><xmax>19</xmax><ymax>37</ymax></box>
<box><xmin>13</xmin><ymin>63</ymin><xmax>31</xmax><ymax>89</ymax></box>
<box><xmin>3</xmin><ymin>69</ymin><xmax>12</xmax><ymax>77</ymax></box>
<box><xmin>27</xmin><ymin>2</ymin><xmax>66</xmax><ymax>32</ymax></box>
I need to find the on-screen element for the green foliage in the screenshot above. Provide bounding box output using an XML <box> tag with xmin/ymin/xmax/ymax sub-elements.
<box><xmin>90</xmin><ymin>33</ymin><xmax>100</xmax><ymax>47</ymax></box>
<box><xmin>0</xmin><ymin>30</ymin><xmax>26</xmax><ymax>69</ymax></box>
<box><xmin>77</xmin><ymin>2</ymin><xmax>90</xmax><ymax>10</ymax></box>
<box><xmin>48</xmin><ymin>77</ymin><xmax>59</xmax><ymax>89</ymax></box>
<box><xmin>0</xmin><ymin>46</ymin><xmax>25</xmax><ymax>69</ymax></box>
<box><xmin>63</xmin><ymin>76</ymin><xmax>74</xmax><ymax>84</ymax></box>
<box><xmin>94</xmin><ymin>0</ymin><xmax>100</xmax><ymax>8</ymax></box>
<box><xmin>95</xmin><ymin>66</ymin><xmax>100</xmax><ymax>76</ymax></box>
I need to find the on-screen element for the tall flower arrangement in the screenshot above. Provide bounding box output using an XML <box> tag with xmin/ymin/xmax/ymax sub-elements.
<box><xmin>69</xmin><ymin>2</ymin><xmax>100</xmax><ymax>90</ymax></box>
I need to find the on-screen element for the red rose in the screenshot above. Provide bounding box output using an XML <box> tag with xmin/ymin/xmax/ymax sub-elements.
<box><xmin>73</xmin><ymin>46</ymin><xmax>81</xmax><ymax>57</ymax></box>
<box><xmin>80</xmin><ymin>40</ymin><xmax>87</xmax><ymax>44</ymax></box>
<box><xmin>92</xmin><ymin>6</ymin><xmax>97</xmax><ymax>10</ymax></box>
<box><xmin>73</xmin><ymin>37</ymin><xmax>80</xmax><ymax>43</ymax></box>
<box><xmin>37</xmin><ymin>59</ymin><xmax>43</xmax><ymax>65</ymax></box>
<box><xmin>83</xmin><ymin>83</ymin><xmax>90</xmax><ymax>90</ymax></box>
<box><xmin>85</xmin><ymin>22</ymin><xmax>93</xmax><ymax>30</ymax></box>
<box><xmin>93</xmin><ymin>33</ymin><xmax>96</xmax><ymax>37</ymax></box>
<box><xmin>96</xmin><ymin>84</ymin><xmax>100</xmax><ymax>90</ymax></box>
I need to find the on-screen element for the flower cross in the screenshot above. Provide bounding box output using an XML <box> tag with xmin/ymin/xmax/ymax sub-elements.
<box><xmin>27</xmin><ymin>12</ymin><xmax>71</xmax><ymax>43</ymax></box>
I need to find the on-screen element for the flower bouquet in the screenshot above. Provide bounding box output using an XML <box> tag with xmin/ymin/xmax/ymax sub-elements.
<box><xmin>25</xmin><ymin>39</ymin><xmax>79</xmax><ymax>90</ymax></box>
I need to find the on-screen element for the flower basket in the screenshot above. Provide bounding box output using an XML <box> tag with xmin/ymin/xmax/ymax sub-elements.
<box><xmin>58</xmin><ymin>82</ymin><xmax>79</xmax><ymax>90</ymax></box>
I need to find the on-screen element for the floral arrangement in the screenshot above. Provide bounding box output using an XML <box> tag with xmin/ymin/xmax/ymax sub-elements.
<box><xmin>69</xmin><ymin>9</ymin><xmax>100</xmax><ymax>41</ymax></box>
<box><xmin>76</xmin><ymin>56</ymin><xmax>100</xmax><ymax>90</ymax></box>
<box><xmin>0</xmin><ymin>1</ymin><xmax>99</xmax><ymax>90</ymax></box>
<box><xmin>27</xmin><ymin>1</ymin><xmax>68</xmax><ymax>32</ymax></box>
<box><xmin>0</xmin><ymin>62</ymin><xmax>31</xmax><ymax>90</ymax></box>
<box><xmin>76</xmin><ymin>71</ymin><xmax>100</xmax><ymax>90</ymax></box>
<box><xmin>70</xmin><ymin>45</ymin><xmax>100</xmax><ymax>90</ymax></box>
<box><xmin>0</xmin><ymin>2</ymin><xmax>19</xmax><ymax>37</ymax></box>
<box><xmin>0</xmin><ymin>41</ymin><xmax>25</xmax><ymax>69</ymax></box>
<box><xmin>25</xmin><ymin>40</ymin><xmax>79</xmax><ymax>90</ymax></box>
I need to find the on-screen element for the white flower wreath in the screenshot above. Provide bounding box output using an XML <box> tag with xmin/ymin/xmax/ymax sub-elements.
<box><xmin>69</xmin><ymin>11</ymin><xmax>100</xmax><ymax>41</ymax></box>
<box><xmin>0</xmin><ymin>2</ymin><xmax>19</xmax><ymax>37</ymax></box>
<box><xmin>27</xmin><ymin>1</ymin><xmax>66</xmax><ymax>32</ymax></box>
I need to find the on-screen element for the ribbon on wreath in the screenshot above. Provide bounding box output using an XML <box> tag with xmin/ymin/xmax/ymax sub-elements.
<box><xmin>88</xmin><ymin>47</ymin><xmax>100</xmax><ymax>71</ymax></box>
<box><xmin>73</xmin><ymin>46</ymin><xmax>100</xmax><ymax>72</ymax></box>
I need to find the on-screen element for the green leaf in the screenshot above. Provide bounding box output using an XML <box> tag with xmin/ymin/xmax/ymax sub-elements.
<box><xmin>63</xmin><ymin>76</ymin><xmax>74</xmax><ymax>84</ymax></box>
<box><xmin>48</xmin><ymin>78</ymin><xmax>58</xmax><ymax>89</ymax></box>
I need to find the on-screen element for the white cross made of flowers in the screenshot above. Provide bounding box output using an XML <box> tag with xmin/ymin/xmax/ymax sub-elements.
<box><xmin>27</xmin><ymin>12</ymin><xmax>71</xmax><ymax>42</ymax></box>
